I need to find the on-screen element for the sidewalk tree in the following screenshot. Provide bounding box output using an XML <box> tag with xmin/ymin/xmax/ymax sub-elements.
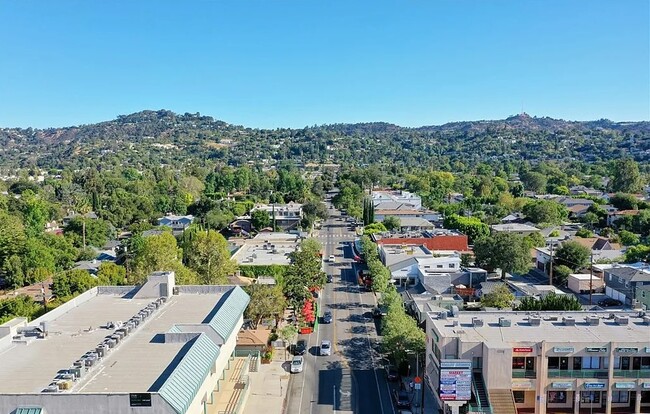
<box><xmin>278</xmin><ymin>325</ymin><xmax>298</xmax><ymax>360</ymax></box>
<box><xmin>480</xmin><ymin>284</ymin><xmax>514</xmax><ymax>309</ymax></box>
<box><xmin>473</xmin><ymin>232</ymin><xmax>531</xmax><ymax>279</ymax></box>
<box><xmin>244</xmin><ymin>284</ymin><xmax>286</xmax><ymax>329</ymax></box>
<box><xmin>368</xmin><ymin>258</ymin><xmax>391</xmax><ymax>293</ymax></box>
<box><xmin>382</xmin><ymin>299</ymin><xmax>425</xmax><ymax>365</ymax></box>
<box><xmin>360</xmin><ymin>235</ymin><xmax>379</xmax><ymax>261</ymax></box>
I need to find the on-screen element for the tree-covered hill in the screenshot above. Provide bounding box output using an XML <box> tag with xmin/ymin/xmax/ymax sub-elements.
<box><xmin>0</xmin><ymin>110</ymin><xmax>648</xmax><ymax>170</ymax></box>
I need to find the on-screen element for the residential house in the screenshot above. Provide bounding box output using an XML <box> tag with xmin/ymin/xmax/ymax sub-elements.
<box><xmin>393</xmin><ymin>217</ymin><xmax>436</xmax><ymax>232</ymax></box>
<box><xmin>607</xmin><ymin>209</ymin><xmax>640</xmax><ymax>226</ymax></box>
<box><xmin>501</xmin><ymin>212</ymin><xmax>526</xmax><ymax>224</ymax></box>
<box><xmin>62</xmin><ymin>211</ymin><xmax>99</xmax><ymax>226</ymax></box>
<box><xmin>554</xmin><ymin>197</ymin><xmax>595</xmax><ymax>208</ymax></box>
<box><xmin>567</xmin><ymin>273</ymin><xmax>604</xmax><ymax>294</ymax></box>
<box><xmin>157</xmin><ymin>214</ymin><xmax>195</xmax><ymax>234</ymax></box>
<box><xmin>603</xmin><ymin>264</ymin><xmax>650</xmax><ymax>305</ymax></box>
<box><xmin>236</xmin><ymin>328</ymin><xmax>271</xmax><ymax>353</ymax></box>
<box><xmin>569</xmin><ymin>185</ymin><xmax>604</xmax><ymax>198</ymax></box>
<box><xmin>635</xmin><ymin>284</ymin><xmax>650</xmax><ymax>310</ymax></box>
<box><xmin>534</xmin><ymin>237</ymin><xmax>624</xmax><ymax>274</ymax></box>
<box><xmin>566</xmin><ymin>204</ymin><xmax>591</xmax><ymax>219</ymax></box>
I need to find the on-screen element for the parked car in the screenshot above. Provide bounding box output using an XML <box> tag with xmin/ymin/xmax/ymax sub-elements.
<box><xmin>598</xmin><ymin>298</ymin><xmax>623</xmax><ymax>307</ymax></box>
<box><xmin>322</xmin><ymin>311</ymin><xmax>333</xmax><ymax>324</ymax></box>
<box><xmin>393</xmin><ymin>390</ymin><xmax>411</xmax><ymax>409</ymax></box>
<box><xmin>386</xmin><ymin>367</ymin><xmax>399</xmax><ymax>381</ymax></box>
<box><xmin>329</xmin><ymin>254</ymin><xmax>336</xmax><ymax>262</ymax></box>
<box><xmin>326</xmin><ymin>274</ymin><xmax>333</xmax><ymax>283</ymax></box>
<box><xmin>373</xmin><ymin>306</ymin><xmax>387</xmax><ymax>318</ymax></box>
<box><xmin>320</xmin><ymin>340</ymin><xmax>332</xmax><ymax>356</ymax></box>
<box><xmin>293</xmin><ymin>339</ymin><xmax>307</xmax><ymax>355</ymax></box>
<box><xmin>290</xmin><ymin>356</ymin><xmax>304</xmax><ymax>373</ymax></box>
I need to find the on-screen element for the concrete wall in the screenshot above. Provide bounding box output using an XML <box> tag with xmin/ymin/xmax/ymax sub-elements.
<box><xmin>1</xmin><ymin>393</ymin><xmax>174</xmax><ymax>414</ymax></box>
<box><xmin>31</xmin><ymin>287</ymin><xmax>98</xmax><ymax>326</ymax></box>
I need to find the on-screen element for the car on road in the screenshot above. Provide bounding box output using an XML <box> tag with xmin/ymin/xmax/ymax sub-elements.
<box><xmin>326</xmin><ymin>274</ymin><xmax>333</xmax><ymax>283</ymax></box>
<box><xmin>290</xmin><ymin>356</ymin><xmax>304</xmax><ymax>373</ymax></box>
<box><xmin>329</xmin><ymin>254</ymin><xmax>336</xmax><ymax>262</ymax></box>
<box><xmin>393</xmin><ymin>390</ymin><xmax>411</xmax><ymax>409</ymax></box>
<box><xmin>373</xmin><ymin>306</ymin><xmax>387</xmax><ymax>318</ymax></box>
<box><xmin>385</xmin><ymin>367</ymin><xmax>399</xmax><ymax>382</ymax></box>
<box><xmin>320</xmin><ymin>340</ymin><xmax>332</xmax><ymax>356</ymax></box>
<box><xmin>293</xmin><ymin>339</ymin><xmax>307</xmax><ymax>355</ymax></box>
<box><xmin>322</xmin><ymin>311</ymin><xmax>332</xmax><ymax>324</ymax></box>
<box><xmin>598</xmin><ymin>298</ymin><xmax>623</xmax><ymax>307</ymax></box>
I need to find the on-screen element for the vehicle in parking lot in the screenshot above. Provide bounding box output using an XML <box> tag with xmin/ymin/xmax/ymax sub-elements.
<box><xmin>329</xmin><ymin>254</ymin><xmax>335</xmax><ymax>262</ymax></box>
<box><xmin>393</xmin><ymin>390</ymin><xmax>411</xmax><ymax>408</ymax></box>
<box><xmin>293</xmin><ymin>339</ymin><xmax>307</xmax><ymax>355</ymax></box>
<box><xmin>598</xmin><ymin>298</ymin><xmax>623</xmax><ymax>307</ymax></box>
<box><xmin>322</xmin><ymin>311</ymin><xmax>332</xmax><ymax>324</ymax></box>
<box><xmin>320</xmin><ymin>340</ymin><xmax>331</xmax><ymax>356</ymax></box>
<box><xmin>290</xmin><ymin>356</ymin><xmax>304</xmax><ymax>373</ymax></box>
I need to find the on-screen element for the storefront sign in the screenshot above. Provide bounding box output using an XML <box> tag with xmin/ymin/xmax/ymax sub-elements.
<box><xmin>584</xmin><ymin>383</ymin><xmax>606</xmax><ymax>389</ymax></box>
<box><xmin>643</xmin><ymin>383</ymin><xmax>650</xmax><ymax>389</ymax></box>
<box><xmin>616</xmin><ymin>347</ymin><xmax>638</xmax><ymax>353</ymax></box>
<box><xmin>513</xmin><ymin>347</ymin><xmax>533</xmax><ymax>353</ymax></box>
<box><xmin>586</xmin><ymin>347</ymin><xmax>607</xmax><ymax>353</ymax></box>
<box><xmin>645</xmin><ymin>347</ymin><xmax>650</xmax><ymax>353</ymax></box>
<box><xmin>553</xmin><ymin>347</ymin><xmax>574</xmax><ymax>353</ymax></box>
<box><xmin>615</xmin><ymin>382</ymin><xmax>636</xmax><ymax>389</ymax></box>
<box><xmin>439</xmin><ymin>360</ymin><xmax>472</xmax><ymax>401</ymax></box>
<box><xmin>552</xmin><ymin>382</ymin><xmax>573</xmax><ymax>389</ymax></box>
<box><xmin>512</xmin><ymin>381</ymin><xmax>534</xmax><ymax>389</ymax></box>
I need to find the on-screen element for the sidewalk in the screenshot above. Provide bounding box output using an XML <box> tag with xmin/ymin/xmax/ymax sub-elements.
<box><xmin>243</xmin><ymin>348</ymin><xmax>290</xmax><ymax>414</ymax></box>
<box><xmin>399</xmin><ymin>367</ymin><xmax>440</xmax><ymax>414</ymax></box>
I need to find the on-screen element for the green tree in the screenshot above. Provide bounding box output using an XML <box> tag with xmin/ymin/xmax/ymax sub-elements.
<box><xmin>0</xmin><ymin>211</ymin><xmax>26</xmax><ymax>266</ymax></box>
<box><xmin>97</xmin><ymin>262</ymin><xmax>127</xmax><ymax>286</ymax></box>
<box><xmin>480</xmin><ymin>284</ymin><xmax>514</xmax><ymax>309</ymax></box>
<box><xmin>609</xmin><ymin>193</ymin><xmax>639</xmax><ymax>210</ymax></box>
<box><xmin>363</xmin><ymin>222</ymin><xmax>387</xmax><ymax>235</ymax></box>
<box><xmin>381</xmin><ymin>285</ymin><xmax>425</xmax><ymax>365</ymax></box>
<box><xmin>360</xmin><ymin>235</ymin><xmax>379</xmax><ymax>261</ymax></box>
<box><xmin>382</xmin><ymin>216</ymin><xmax>400</xmax><ymax>231</ymax></box>
<box><xmin>278</xmin><ymin>324</ymin><xmax>298</xmax><ymax>359</ymax></box>
<box><xmin>618</xmin><ymin>230</ymin><xmax>640</xmax><ymax>246</ymax></box>
<box><xmin>443</xmin><ymin>214</ymin><xmax>489</xmax><ymax>243</ymax></box>
<box><xmin>243</xmin><ymin>284</ymin><xmax>286</xmax><ymax>328</ymax></box>
<box><xmin>516</xmin><ymin>292</ymin><xmax>582</xmax><ymax>311</ymax></box>
<box><xmin>583</xmin><ymin>212</ymin><xmax>600</xmax><ymax>229</ymax></box>
<box><xmin>205</xmin><ymin>208</ymin><xmax>235</xmax><ymax>231</ymax></box>
<box><xmin>52</xmin><ymin>269</ymin><xmax>98</xmax><ymax>298</ymax></box>
<box><xmin>575</xmin><ymin>228</ymin><xmax>594</xmax><ymax>238</ymax></box>
<box><xmin>521</xmin><ymin>171</ymin><xmax>547</xmax><ymax>194</ymax></box>
<box><xmin>184</xmin><ymin>230</ymin><xmax>237</xmax><ymax>284</ymax></box>
<box><xmin>367</xmin><ymin>258</ymin><xmax>391</xmax><ymax>292</ymax></box>
<box><xmin>611</xmin><ymin>158</ymin><xmax>643</xmax><ymax>193</ymax></box>
<box><xmin>21</xmin><ymin>190</ymin><xmax>50</xmax><ymax>238</ymax></box>
<box><xmin>251</xmin><ymin>209</ymin><xmax>271</xmax><ymax>230</ymax></box>
<box><xmin>522</xmin><ymin>200</ymin><xmax>568</xmax><ymax>225</ymax></box>
<box><xmin>22</xmin><ymin>237</ymin><xmax>56</xmax><ymax>284</ymax></box>
<box><xmin>131</xmin><ymin>232</ymin><xmax>198</xmax><ymax>285</ymax></box>
<box><xmin>0</xmin><ymin>295</ymin><xmax>42</xmax><ymax>324</ymax></box>
<box><xmin>284</xmin><ymin>238</ymin><xmax>325</xmax><ymax>307</ymax></box>
<box><xmin>524</xmin><ymin>232</ymin><xmax>546</xmax><ymax>248</ymax></box>
<box><xmin>64</xmin><ymin>217</ymin><xmax>112</xmax><ymax>248</ymax></box>
<box><xmin>555</xmin><ymin>241</ymin><xmax>590</xmax><ymax>271</ymax></box>
<box><xmin>460</xmin><ymin>253</ymin><xmax>473</xmax><ymax>267</ymax></box>
<box><xmin>2</xmin><ymin>255</ymin><xmax>25</xmax><ymax>290</ymax></box>
<box><xmin>552</xmin><ymin>264</ymin><xmax>572</xmax><ymax>287</ymax></box>
<box><xmin>473</xmin><ymin>232</ymin><xmax>531</xmax><ymax>279</ymax></box>
<box><xmin>625</xmin><ymin>244</ymin><xmax>650</xmax><ymax>263</ymax></box>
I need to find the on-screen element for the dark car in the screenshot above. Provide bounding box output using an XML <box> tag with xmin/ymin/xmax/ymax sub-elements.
<box><xmin>598</xmin><ymin>298</ymin><xmax>623</xmax><ymax>307</ymax></box>
<box><xmin>393</xmin><ymin>390</ymin><xmax>411</xmax><ymax>408</ymax></box>
<box><xmin>373</xmin><ymin>306</ymin><xmax>387</xmax><ymax>318</ymax></box>
<box><xmin>322</xmin><ymin>311</ymin><xmax>333</xmax><ymax>324</ymax></box>
<box><xmin>326</xmin><ymin>274</ymin><xmax>333</xmax><ymax>283</ymax></box>
<box><xmin>386</xmin><ymin>367</ymin><xmax>399</xmax><ymax>382</ymax></box>
<box><xmin>293</xmin><ymin>339</ymin><xmax>307</xmax><ymax>355</ymax></box>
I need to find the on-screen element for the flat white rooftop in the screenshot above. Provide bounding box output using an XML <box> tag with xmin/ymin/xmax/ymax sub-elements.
<box><xmin>0</xmin><ymin>292</ymin><xmax>228</xmax><ymax>393</ymax></box>
<box><xmin>233</xmin><ymin>233</ymin><xmax>300</xmax><ymax>266</ymax></box>
<box><xmin>428</xmin><ymin>311</ymin><xmax>649</xmax><ymax>344</ymax></box>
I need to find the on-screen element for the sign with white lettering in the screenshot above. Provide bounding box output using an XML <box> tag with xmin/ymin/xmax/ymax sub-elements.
<box><xmin>616</xmin><ymin>347</ymin><xmax>639</xmax><ymax>353</ymax></box>
<box><xmin>553</xmin><ymin>347</ymin><xmax>574</xmax><ymax>353</ymax></box>
<box><xmin>511</xmin><ymin>381</ymin><xmax>534</xmax><ymax>389</ymax></box>
<box><xmin>643</xmin><ymin>383</ymin><xmax>650</xmax><ymax>389</ymax></box>
<box><xmin>584</xmin><ymin>383</ymin><xmax>605</xmax><ymax>389</ymax></box>
<box><xmin>615</xmin><ymin>382</ymin><xmax>636</xmax><ymax>389</ymax></box>
<box><xmin>586</xmin><ymin>347</ymin><xmax>607</xmax><ymax>353</ymax></box>
<box><xmin>552</xmin><ymin>382</ymin><xmax>573</xmax><ymax>389</ymax></box>
<box><xmin>513</xmin><ymin>347</ymin><xmax>533</xmax><ymax>353</ymax></box>
<box><xmin>439</xmin><ymin>360</ymin><xmax>472</xmax><ymax>401</ymax></box>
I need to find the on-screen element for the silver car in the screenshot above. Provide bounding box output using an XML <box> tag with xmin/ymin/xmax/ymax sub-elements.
<box><xmin>290</xmin><ymin>356</ymin><xmax>304</xmax><ymax>373</ymax></box>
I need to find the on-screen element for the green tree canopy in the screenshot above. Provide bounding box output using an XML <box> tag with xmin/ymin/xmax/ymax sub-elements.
<box><xmin>473</xmin><ymin>232</ymin><xmax>532</xmax><ymax>279</ymax></box>
<box><xmin>443</xmin><ymin>214</ymin><xmax>489</xmax><ymax>243</ymax></box>
<box><xmin>522</xmin><ymin>200</ymin><xmax>568</xmax><ymax>225</ymax></box>
<box><xmin>382</xmin><ymin>216</ymin><xmax>401</xmax><ymax>231</ymax></box>
<box><xmin>555</xmin><ymin>241</ymin><xmax>590</xmax><ymax>271</ymax></box>
<box><xmin>363</xmin><ymin>222</ymin><xmax>387</xmax><ymax>235</ymax></box>
<box><xmin>243</xmin><ymin>284</ymin><xmax>286</xmax><ymax>328</ymax></box>
<box><xmin>131</xmin><ymin>231</ymin><xmax>198</xmax><ymax>285</ymax></box>
<box><xmin>52</xmin><ymin>269</ymin><xmax>98</xmax><ymax>298</ymax></box>
<box><xmin>611</xmin><ymin>158</ymin><xmax>643</xmax><ymax>193</ymax></box>
<box><xmin>97</xmin><ymin>262</ymin><xmax>127</xmax><ymax>286</ymax></box>
<box><xmin>516</xmin><ymin>292</ymin><xmax>582</xmax><ymax>311</ymax></box>
<box><xmin>552</xmin><ymin>264</ymin><xmax>572</xmax><ymax>287</ymax></box>
<box><xmin>251</xmin><ymin>209</ymin><xmax>271</xmax><ymax>230</ymax></box>
<box><xmin>480</xmin><ymin>284</ymin><xmax>514</xmax><ymax>309</ymax></box>
<box><xmin>184</xmin><ymin>230</ymin><xmax>237</xmax><ymax>284</ymax></box>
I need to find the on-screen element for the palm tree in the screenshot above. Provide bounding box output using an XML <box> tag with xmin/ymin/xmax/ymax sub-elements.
<box><xmin>74</xmin><ymin>193</ymin><xmax>92</xmax><ymax>250</ymax></box>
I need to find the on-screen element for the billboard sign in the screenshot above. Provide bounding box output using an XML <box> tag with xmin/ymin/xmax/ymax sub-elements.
<box><xmin>439</xmin><ymin>360</ymin><xmax>472</xmax><ymax>401</ymax></box>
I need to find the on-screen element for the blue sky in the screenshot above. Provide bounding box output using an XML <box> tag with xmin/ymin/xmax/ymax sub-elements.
<box><xmin>0</xmin><ymin>1</ymin><xmax>648</xmax><ymax>128</ymax></box>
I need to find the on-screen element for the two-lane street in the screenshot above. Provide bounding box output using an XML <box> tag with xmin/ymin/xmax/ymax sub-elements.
<box><xmin>285</xmin><ymin>207</ymin><xmax>394</xmax><ymax>414</ymax></box>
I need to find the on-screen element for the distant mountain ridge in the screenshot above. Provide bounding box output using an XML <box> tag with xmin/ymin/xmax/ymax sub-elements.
<box><xmin>0</xmin><ymin>110</ymin><xmax>648</xmax><ymax>169</ymax></box>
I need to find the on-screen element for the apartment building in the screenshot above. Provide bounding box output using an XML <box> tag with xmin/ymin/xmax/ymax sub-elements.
<box><xmin>425</xmin><ymin>311</ymin><xmax>650</xmax><ymax>414</ymax></box>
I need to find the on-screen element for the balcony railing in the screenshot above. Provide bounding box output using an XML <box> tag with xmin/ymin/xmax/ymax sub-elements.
<box><xmin>467</xmin><ymin>403</ymin><xmax>493</xmax><ymax>413</ymax></box>
<box><xmin>613</xmin><ymin>369</ymin><xmax>650</xmax><ymax>378</ymax></box>
<box><xmin>547</xmin><ymin>369</ymin><xmax>608</xmax><ymax>378</ymax></box>
<box><xmin>512</xmin><ymin>370</ymin><xmax>537</xmax><ymax>378</ymax></box>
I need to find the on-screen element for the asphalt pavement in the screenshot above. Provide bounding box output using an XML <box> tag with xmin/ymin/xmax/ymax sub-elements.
<box><xmin>284</xmin><ymin>208</ymin><xmax>395</xmax><ymax>414</ymax></box>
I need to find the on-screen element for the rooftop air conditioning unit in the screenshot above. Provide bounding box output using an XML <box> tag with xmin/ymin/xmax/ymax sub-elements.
<box><xmin>43</xmin><ymin>384</ymin><xmax>60</xmax><ymax>393</ymax></box>
<box><xmin>642</xmin><ymin>316</ymin><xmax>650</xmax><ymax>325</ymax></box>
<box><xmin>529</xmin><ymin>316</ymin><xmax>542</xmax><ymax>326</ymax></box>
<box><xmin>563</xmin><ymin>316</ymin><xmax>576</xmax><ymax>326</ymax></box>
<box><xmin>585</xmin><ymin>315</ymin><xmax>600</xmax><ymax>326</ymax></box>
<box><xmin>472</xmin><ymin>317</ymin><xmax>484</xmax><ymax>327</ymax></box>
<box><xmin>614</xmin><ymin>315</ymin><xmax>629</xmax><ymax>325</ymax></box>
<box><xmin>498</xmin><ymin>317</ymin><xmax>512</xmax><ymax>327</ymax></box>
<box><xmin>439</xmin><ymin>311</ymin><xmax>448</xmax><ymax>320</ymax></box>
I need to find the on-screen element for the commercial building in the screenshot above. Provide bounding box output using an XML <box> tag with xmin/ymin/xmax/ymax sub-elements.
<box><xmin>371</xmin><ymin>190</ymin><xmax>422</xmax><ymax>210</ymax></box>
<box><xmin>231</xmin><ymin>232</ymin><xmax>301</xmax><ymax>266</ymax></box>
<box><xmin>426</xmin><ymin>310</ymin><xmax>650</xmax><ymax>414</ymax></box>
<box><xmin>0</xmin><ymin>271</ymin><xmax>251</xmax><ymax>414</ymax></box>
<box><xmin>249</xmin><ymin>202</ymin><xmax>302</xmax><ymax>230</ymax></box>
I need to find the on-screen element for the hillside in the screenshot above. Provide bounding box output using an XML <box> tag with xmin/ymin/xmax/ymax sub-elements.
<box><xmin>0</xmin><ymin>110</ymin><xmax>648</xmax><ymax>170</ymax></box>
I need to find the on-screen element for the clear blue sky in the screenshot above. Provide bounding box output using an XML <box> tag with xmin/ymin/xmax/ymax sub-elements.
<box><xmin>1</xmin><ymin>1</ymin><xmax>648</xmax><ymax>128</ymax></box>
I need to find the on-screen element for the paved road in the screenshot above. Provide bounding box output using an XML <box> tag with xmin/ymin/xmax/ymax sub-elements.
<box><xmin>285</xmin><ymin>207</ymin><xmax>394</xmax><ymax>414</ymax></box>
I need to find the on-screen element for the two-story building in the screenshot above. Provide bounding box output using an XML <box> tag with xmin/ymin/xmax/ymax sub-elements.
<box><xmin>249</xmin><ymin>202</ymin><xmax>302</xmax><ymax>230</ymax></box>
<box><xmin>426</xmin><ymin>310</ymin><xmax>650</xmax><ymax>414</ymax></box>
<box><xmin>604</xmin><ymin>265</ymin><xmax>650</xmax><ymax>306</ymax></box>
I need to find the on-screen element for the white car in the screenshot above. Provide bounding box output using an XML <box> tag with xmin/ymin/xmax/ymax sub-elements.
<box><xmin>320</xmin><ymin>340</ymin><xmax>332</xmax><ymax>356</ymax></box>
<box><xmin>329</xmin><ymin>254</ymin><xmax>335</xmax><ymax>262</ymax></box>
<box><xmin>290</xmin><ymin>356</ymin><xmax>304</xmax><ymax>373</ymax></box>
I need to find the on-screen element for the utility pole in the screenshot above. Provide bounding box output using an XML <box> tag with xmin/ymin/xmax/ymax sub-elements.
<box><xmin>549</xmin><ymin>243</ymin><xmax>554</xmax><ymax>286</ymax></box>
<box><xmin>589</xmin><ymin>253</ymin><xmax>594</xmax><ymax>306</ymax></box>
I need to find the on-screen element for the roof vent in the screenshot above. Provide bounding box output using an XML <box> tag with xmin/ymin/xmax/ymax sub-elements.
<box><xmin>585</xmin><ymin>315</ymin><xmax>600</xmax><ymax>326</ymax></box>
<box><xmin>529</xmin><ymin>316</ymin><xmax>542</xmax><ymax>326</ymax></box>
<box><xmin>498</xmin><ymin>317</ymin><xmax>511</xmax><ymax>327</ymax></box>
<box><xmin>439</xmin><ymin>311</ymin><xmax>448</xmax><ymax>320</ymax></box>
<box><xmin>472</xmin><ymin>317</ymin><xmax>484</xmax><ymax>327</ymax></box>
<box><xmin>563</xmin><ymin>316</ymin><xmax>576</xmax><ymax>326</ymax></box>
<box><xmin>614</xmin><ymin>315</ymin><xmax>629</xmax><ymax>325</ymax></box>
